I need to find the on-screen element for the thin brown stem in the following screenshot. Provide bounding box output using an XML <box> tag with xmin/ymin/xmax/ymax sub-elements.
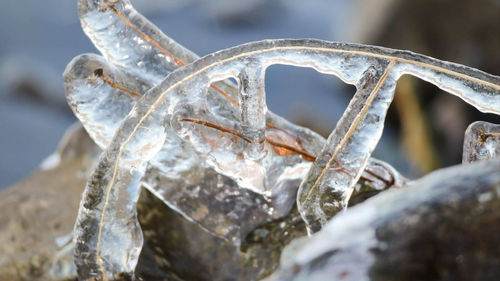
<box><xmin>210</xmin><ymin>83</ymin><xmax>239</xmax><ymax>105</ymax></box>
<box><xmin>109</xmin><ymin>6</ymin><xmax>185</xmax><ymax>66</ymax></box>
<box><xmin>364</xmin><ymin>167</ymin><xmax>393</xmax><ymax>187</ymax></box>
<box><xmin>484</xmin><ymin>133</ymin><xmax>500</xmax><ymax>137</ymax></box>
<box><xmin>265</xmin><ymin>138</ymin><xmax>316</xmax><ymax>161</ymax></box>
<box><xmin>265</xmin><ymin>122</ymin><xmax>314</xmax><ymax>158</ymax></box>
<box><xmin>359</xmin><ymin>175</ymin><xmax>375</xmax><ymax>184</ymax></box>
<box><xmin>178</xmin><ymin>118</ymin><xmax>252</xmax><ymax>143</ymax></box>
<box><xmin>179</xmin><ymin>117</ymin><xmax>321</xmax><ymax>161</ymax></box>
<box><xmin>109</xmin><ymin>5</ymin><xmax>244</xmax><ymax>106</ymax></box>
<box><xmin>92</xmin><ymin>68</ymin><xmax>142</xmax><ymax>98</ymax></box>
<box><xmin>107</xmin><ymin>4</ymin><xmax>324</xmax><ymax>160</ymax></box>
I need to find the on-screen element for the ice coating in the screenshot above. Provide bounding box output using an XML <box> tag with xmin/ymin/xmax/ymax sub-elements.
<box><xmin>78</xmin><ymin>0</ymin><xmax>243</xmax><ymax>111</ymax></box>
<box><xmin>73</xmin><ymin>0</ymin><xmax>421</xmax><ymax>212</ymax></box>
<box><xmin>73</xmin><ymin>89</ymin><xmax>168</xmax><ymax>280</ymax></box>
<box><xmin>297</xmin><ymin>62</ymin><xmax>398</xmax><ymax>233</ymax></box>
<box><xmin>76</xmin><ymin>0</ymin><xmax>324</xmax><ymax>151</ymax></box>
<box><xmin>64</xmin><ymin>50</ymin><xmax>285</xmax><ymax>246</ymax></box>
<box><xmin>64</xmin><ymin>55</ymin><xmax>274</xmax><ymax>246</ymax></box>
<box><xmin>70</xmin><ymin>1</ymin><xmax>500</xmax><ymax>276</ymax></box>
<box><xmin>170</xmin><ymin>58</ymin><xmax>313</xmax><ymax>195</ymax></box>
<box><xmin>73</xmin><ymin>0</ymin><xmax>323</xmax><ymax>241</ymax></box>
<box><xmin>463</xmin><ymin>121</ymin><xmax>500</xmax><ymax>163</ymax></box>
<box><xmin>160</xmin><ymin>39</ymin><xmax>498</xmax><ymax>233</ymax></box>
<box><xmin>72</xmin><ymin>38</ymin><xmax>500</xmax><ymax>279</ymax></box>
<box><xmin>64</xmin><ymin>53</ymin><xmax>147</xmax><ymax>148</ymax></box>
<box><xmin>78</xmin><ymin>0</ymin><xmax>198</xmax><ymax>84</ymax></box>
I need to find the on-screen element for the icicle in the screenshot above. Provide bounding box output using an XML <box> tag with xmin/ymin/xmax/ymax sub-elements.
<box><xmin>238</xmin><ymin>61</ymin><xmax>268</xmax><ymax>159</ymax></box>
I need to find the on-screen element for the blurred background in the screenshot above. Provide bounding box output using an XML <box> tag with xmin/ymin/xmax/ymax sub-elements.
<box><xmin>0</xmin><ymin>0</ymin><xmax>499</xmax><ymax>188</ymax></box>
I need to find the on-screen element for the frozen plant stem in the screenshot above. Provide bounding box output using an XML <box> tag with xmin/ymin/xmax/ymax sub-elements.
<box><xmin>72</xmin><ymin>38</ymin><xmax>499</xmax><ymax>279</ymax></box>
<box><xmin>298</xmin><ymin>61</ymin><xmax>397</xmax><ymax>234</ymax></box>
<box><xmin>68</xmin><ymin>1</ymin><xmax>500</xmax><ymax>279</ymax></box>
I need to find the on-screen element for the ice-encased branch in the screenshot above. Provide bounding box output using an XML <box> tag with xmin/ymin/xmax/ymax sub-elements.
<box><xmin>297</xmin><ymin>61</ymin><xmax>398</xmax><ymax>233</ymax></box>
<box><xmin>72</xmin><ymin>38</ymin><xmax>499</xmax><ymax>279</ymax></box>
<box><xmin>72</xmin><ymin>0</ymin><xmax>408</xmax><ymax>250</ymax></box>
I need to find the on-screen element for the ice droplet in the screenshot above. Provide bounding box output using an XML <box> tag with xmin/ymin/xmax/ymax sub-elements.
<box><xmin>463</xmin><ymin>121</ymin><xmax>500</xmax><ymax>163</ymax></box>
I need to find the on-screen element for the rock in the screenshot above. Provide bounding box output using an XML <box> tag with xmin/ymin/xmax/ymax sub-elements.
<box><xmin>0</xmin><ymin>124</ymin><xmax>99</xmax><ymax>281</ymax></box>
<box><xmin>267</xmin><ymin>158</ymin><xmax>500</xmax><ymax>281</ymax></box>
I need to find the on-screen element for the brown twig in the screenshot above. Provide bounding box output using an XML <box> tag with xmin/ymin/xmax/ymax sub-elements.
<box><xmin>91</xmin><ymin>68</ymin><xmax>142</xmax><ymax>98</ymax></box>
<box><xmin>178</xmin><ymin>118</ymin><xmax>252</xmax><ymax>143</ymax></box>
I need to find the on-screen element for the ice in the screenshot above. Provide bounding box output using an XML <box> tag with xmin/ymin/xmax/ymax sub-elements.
<box><xmin>73</xmin><ymin>0</ymin><xmax>417</xmax><ymax>204</ymax></box>
<box><xmin>64</xmin><ymin>53</ymin><xmax>147</xmax><ymax>148</ymax></box>
<box><xmin>73</xmin><ymin>90</ymin><xmax>168</xmax><ymax>279</ymax></box>
<box><xmin>349</xmin><ymin>158</ymin><xmax>408</xmax><ymax>206</ymax></box>
<box><xmin>79</xmin><ymin>38</ymin><xmax>497</xmax><ymax>276</ymax></box>
<box><xmin>74</xmin><ymin>1</ymin><xmax>320</xmax><ymax>239</ymax></box>
<box><xmin>69</xmin><ymin>1</ymin><xmax>500</xmax><ymax>278</ymax></box>
<box><xmin>463</xmin><ymin>121</ymin><xmax>500</xmax><ymax>163</ymax></box>
<box><xmin>297</xmin><ymin>62</ymin><xmax>398</xmax><ymax>233</ymax></box>
<box><xmin>64</xmin><ymin>46</ymin><xmax>279</xmax><ymax>247</ymax></box>
<box><xmin>72</xmin><ymin>38</ymin><xmax>499</xmax><ymax>277</ymax></box>
<box><xmin>73</xmin><ymin>0</ymin><xmax>321</xmax><ymax>245</ymax></box>
<box><xmin>78</xmin><ymin>0</ymin><xmax>198</xmax><ymax>84</ymax></box>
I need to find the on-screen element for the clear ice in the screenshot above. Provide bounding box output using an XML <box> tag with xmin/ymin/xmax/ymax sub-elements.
<box><xmin>68</xmin><ymin>0</ymin><xmax>500</xmax><ymax>279</ymax></box>
<box><xmin>462</xmin><ymin>121</ymin><xmax>500</xmax><ymax>163</ymax></box>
